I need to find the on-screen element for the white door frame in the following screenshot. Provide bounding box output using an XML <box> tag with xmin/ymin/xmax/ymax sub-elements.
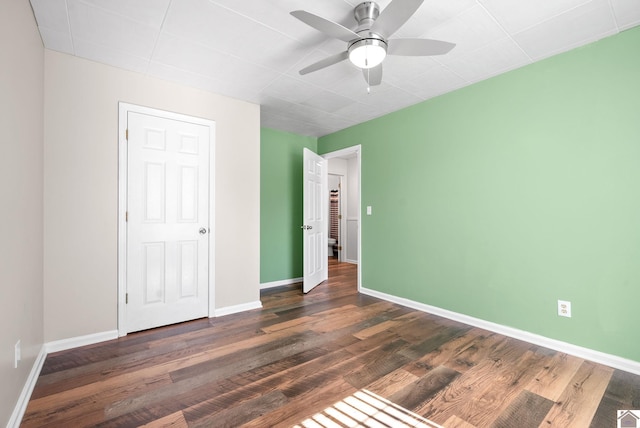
<box><xmin>117</xmin><ymin>102</ymin><xmax>216</xmax><ymax>336</ymax></box>
<box><xmin>322</xmin><ymin>145</ymin><xmax>362</xmax><ymax>291</ymax></box>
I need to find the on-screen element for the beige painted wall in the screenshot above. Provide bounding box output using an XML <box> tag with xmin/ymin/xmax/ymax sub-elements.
<box><xmin>0</xmin><ymin>0</ymin><xmax>45</xmax><ymax>424</ymax></box>
<box><xmin>44</xmin><ymin>51</ymin><xmax>261</xmax><ymax>342</ymax></box>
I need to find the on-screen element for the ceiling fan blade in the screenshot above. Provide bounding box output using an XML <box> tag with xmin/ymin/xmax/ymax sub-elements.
<box><xmin>299</xmin><ymin>51</ymin><xmax>349</xmax><ymax>75</ymax></box>
<box><xmin>291</xmin><ymin>10</ymin><xmax>360</xmax><ymax>43</ymax></box>
<box><xmin>370</xmin><ymin>0</ymin><xmax>424</xmax><ymax>38</ymax></box>
<box><xmin>388</xmin><ymin>38</ymin><xmax>456</xmax><ymax>56</ymax></box>
<box><xmin>363</xmin><ymin>64</ymin><xmax>383</xmax><ymax>86</ymax></box>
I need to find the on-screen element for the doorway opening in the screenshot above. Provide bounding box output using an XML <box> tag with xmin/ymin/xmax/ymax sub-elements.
<box><xmin>328</xmin><ymin>173</ymin><xmax>342</xmax><ymax>262</ymax></box>
<box><xmin>323</xmin><ymin>145</ymin><xmax>361</xmax><ymax>291</ymax></box>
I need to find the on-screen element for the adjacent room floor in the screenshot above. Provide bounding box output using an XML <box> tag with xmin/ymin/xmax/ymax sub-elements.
<box><xmin>22</xmin><ymin>258</ymin><xmax>640</xmax><ymax>427</ymax></box>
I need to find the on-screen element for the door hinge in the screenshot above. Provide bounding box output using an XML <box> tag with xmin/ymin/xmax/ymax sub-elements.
<box><xmin>338</xmin><ymin>214</ymin><xmax>342</xmax><ymax>219</ymax></box>
<box><xmin>338</xmin><ymin>246</ymin><xmax>342</xmax><ymax>251</ymax></box>
<box><xmin>125</xmin><ymin>129</ymin><xmax>128</xmax><ymax>141</ymax></box>
<box><xmin>125</xmin><ymin>211</ymin><xmax>128</xmax><ymax>222</ymax></box>
<box><xmin>126</xmin><ymin>293</ymin><xmax>128</xmax><ymax>304</ymax></box>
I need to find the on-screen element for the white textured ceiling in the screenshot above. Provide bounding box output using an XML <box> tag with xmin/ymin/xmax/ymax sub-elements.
<box><xmin>30</xmin><ymin>0</ymin><xmax>640</xmax><ymax>137</ymax></box>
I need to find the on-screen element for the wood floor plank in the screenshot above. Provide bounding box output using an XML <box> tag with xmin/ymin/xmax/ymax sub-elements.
<box><xmin>366</xmin><ymin>368</ymin><xmax>420</xmax><ymax>397</ymax></box>
<box><xmin>145</xmin><ymin>337</ymin><xmax>354</xmax><ymax>425</ymax></box>
<box><xmin>352</xmin><ymin>314</ymin><xmax>405</xmax><ymax>340</ymax></box>
<box><xmin>22</xmin><ymin>371</ymin><xmax>174</xmax><ymax>427</ymax></box>
<box><xmin>247</xmin><ymin>347</ymin><xmax>357</xmax><ymax>402</ymax></box>
<box><xmin>186</xmin><ymin>390</ymin><xmax>289</xmax><ymax>428</ymax></box>
<box><xmin>590</xmin><ymin>369</ymin><xmax>640</xmax><ymax>428</ymax></box>
<box><xmin>444</xmin><ymin>415</ymin><xmax>478</xmax><ymax>428</ymax></box>
<box><xmin>490</xmin><ymin>390</ymin><xmax>554</xmax><ymax>428</ymax></box>
<box><xmin>348</xmin><ymin>306</ymin><xmax>413</xmax><ymax>340</ymax></box>
<box><xmin>406</xmin><ymin>329</ymin><xmax>509</xmax><ymax>377</ymax></box>
<box><xmin>525</xmin><ymin>351</ymin><xmax>584</xmax><ymax>401</ymax></box>
<box><xmin>292</xmin><ymin>388</ymin><xmax>444</xmax><ymax>428</ymax></box>
<box><xmin>104</xmin><ymin>332</ymin><xmax>332</xmax><ymax>419</ymax></box>
<box><xmin>309</xmin><ymin>301</ymin><xmax>398</xmax><ymax>334</ymax></box>
<box><xmin>416</xmin><ymin>341</ymin><xmax>548</xmax><ymax>426</ymax></box>
<box><xmin>22</xmin><ymin>405</ymin><xmax>106</xmax><ymax>428</ymax></box>
<box><xmin>465</xmin><ymin>346</ymin><xmax>553</xmax><ymax>427</ymax></box>
<box><xmin>30</xmin><ymin>322</ymin><xmax>267</xmax><ymax>399</ymax></box>
<box><xmin>38</xmin><ymin>319</ymin><xmax>212</xmax><ymax>376</ymax></box>
<box><xmin>260</xmin><ymin>315</ymin><xmax>316</xmax><ymax>333</ymax></box>
<box><xmin>387</xmin><ymin>365</ymin><xmax>461</xmax><ymax>411</ymax></box>
<box><xmin>32</xmin><ymin>314</ymin><xmax>276</xmax><ymax>398</ymax></box>
<box><xmin>539</xmin><ymin>361</ymin><xmax>614</xmax><ymax>428</ymax></box>
<box><xmin>139</xmin><ymin>411</ymin><xmax>188</xmax><ymax>428</ymax></box>
<box><xmin>242</xmin><ymin>378</ymin><xmax>357</xmax><ymax>428</ymax></box>
<box><xmin>21</xmin><ymin>258</ymin><xmax>640</xmax><ymax>427</ymax></box>
<box><xmin>441</xmin><ymin>332</ymin><xmax>512</xmax><ymax>373</ymax></box>
<box><xmin>342</xmin><ymin>336</ymin><xmax>414</xmax><ymax>387</ymax></box>
<box><xmin>168</xmin><ymin>330</ymin><xmax>319</xmax><ymax>382</ymax></box>
<box><xmin>398</xmin><ymin>324</ymin><xmax>472</xmax><ymax>361</ymax></box>
<box><xmin>390</xmin><ymin>312</ymin><xmax>445</xmax><ymax>344</ymax></box>
<box><xmin>101</xmin><ymin>347</ymin><xmax>331</xmax><ymax>426</ymax></box>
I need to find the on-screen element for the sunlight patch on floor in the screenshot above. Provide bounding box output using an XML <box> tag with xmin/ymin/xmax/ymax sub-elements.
<box><xmin>293</xmin><ymin>389</ymin><xmax>443</xmax><ymax>428</ymax></box>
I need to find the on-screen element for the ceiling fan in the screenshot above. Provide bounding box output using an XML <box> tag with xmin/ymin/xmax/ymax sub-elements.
<box><xmin>291</xmin><ymin>0</ymin><xmax>456</xmax><ymax>87</ymax></box>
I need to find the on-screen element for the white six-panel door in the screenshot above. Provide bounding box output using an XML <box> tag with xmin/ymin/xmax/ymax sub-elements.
<box><xmin>303</xmin><ymin>148</ymin><xmax>327</xmax><ymax>293</ymax></box>
<box><xmin>126</xmin><ymin>111</ymin><xmax>210</xmax><ymax>332</ymax></box>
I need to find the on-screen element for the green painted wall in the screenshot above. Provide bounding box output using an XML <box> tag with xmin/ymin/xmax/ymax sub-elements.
<box><xmin>261</xmin><ymin>128</ymin><xmax>317</xmax><ymax>283</ymax></box>
<box><xmin>318</xmin><ymin>27</ymin><xmax>640</xmax><ymax>362</ymax></box>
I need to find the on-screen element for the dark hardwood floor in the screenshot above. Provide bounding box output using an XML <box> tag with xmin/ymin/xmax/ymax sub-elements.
<box><xmin>22</xmin><ymin>258</ymin><xmax>640</xmax><ymax>427</ymax></box>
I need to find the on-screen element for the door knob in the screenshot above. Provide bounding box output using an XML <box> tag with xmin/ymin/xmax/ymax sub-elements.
<box><xmin>199</xmin><ymin>227</ymin><xmax>207</xmax><ymax>235</ymax></box>
<box><xmin>300</xmin><ymin>225</ymin><xmax>313</xmax><ymax>230</ymax></box>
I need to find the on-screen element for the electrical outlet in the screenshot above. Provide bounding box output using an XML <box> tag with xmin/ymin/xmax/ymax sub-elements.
<box><xmin>558</xmin><ymin>300</ymin><xmax>571</xmax><ymax>318</ymax></box>
<box><xmin>14</xmin><ymin>340</ymin><xmax>21</xmax><ymax>368</ymax></box>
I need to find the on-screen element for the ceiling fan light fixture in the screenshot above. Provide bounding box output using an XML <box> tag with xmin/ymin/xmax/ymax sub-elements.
<box><xmin>348</xmin><ymin>38</ymin><xmax>387</xmax><ymax>69</ymax></box>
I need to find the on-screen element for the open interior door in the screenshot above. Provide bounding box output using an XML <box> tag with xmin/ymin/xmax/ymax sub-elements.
<box><xmin>302</xmin><ymin>148</ymin><xmax>327</xmax><ymax>293</ymax></box>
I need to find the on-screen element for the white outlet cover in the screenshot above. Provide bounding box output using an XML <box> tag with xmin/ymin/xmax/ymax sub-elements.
<box><xmin>558</xmin><ymin>300</ymin><xmax>572</xmax><ymax>318</ymax></box>
<box><xmin>14</xmin><ymin>340</ymin><xmax>20</xmax><ymax>368</ymax></box>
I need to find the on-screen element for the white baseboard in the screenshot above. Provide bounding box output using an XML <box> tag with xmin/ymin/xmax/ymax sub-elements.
<box><xmin>214</xmin><ymin>300</ymin><xmax>263</xmax><ymax>317</ymax></box>
<box><xmin>360</xmin><ymin>287</ymin><xmax>640</xmax><ymax>376</ymax></box>
<box><xmin>7</xmin><ymin>345</ymin><xmax>47</xmax><ymax>428</ymax></box>
<box><xmin>46</xmin><ymin>330</ymin><xmax>119</xmax><ymax>354</ymax></box>
<box><xmin>260</xmin><ymin>277</ymin><xmax>302</xmax><ymax>290</ymax></box>
<box><xmin>344</xmin><ymin>259</ymin><xmax>358</xmax><ymax>265</ymax></box>
<box><xmin>9</xmin><ymin>330</ymin><xmax>118</xmax><ymax>427</ymax></box>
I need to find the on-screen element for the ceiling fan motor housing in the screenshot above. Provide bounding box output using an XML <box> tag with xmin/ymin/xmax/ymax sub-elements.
<box><xmin>354</xmin><ymin>1</ymin><xmax>380</xmax><ymax>30</ymax></box>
